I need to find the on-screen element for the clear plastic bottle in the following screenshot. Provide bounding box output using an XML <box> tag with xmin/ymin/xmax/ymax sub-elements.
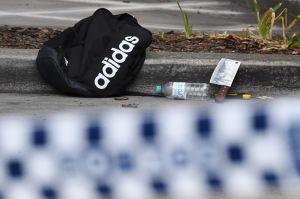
<box><xmin>155</xmin><ymin>82</ymin><xmax>211</xmax><ymax>100</ymax></box>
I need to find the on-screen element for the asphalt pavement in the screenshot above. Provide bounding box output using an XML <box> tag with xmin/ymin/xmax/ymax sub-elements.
<box><xmin>0</xmin><ymin>0</ymin><xmax>257</xmax><ymax>32</ymax></box>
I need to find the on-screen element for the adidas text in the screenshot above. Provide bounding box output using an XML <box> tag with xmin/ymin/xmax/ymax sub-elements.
<box><xmin>94</xmin><ymin>36</ymin><xmax>139</xmax><ymax>89</ymax></box>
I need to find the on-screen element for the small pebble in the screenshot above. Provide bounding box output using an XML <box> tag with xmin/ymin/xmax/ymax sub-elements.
<box><xmin>122</xmin><ymin>103</ymin><xmax>139</xmax><ymax>108</ymax></box>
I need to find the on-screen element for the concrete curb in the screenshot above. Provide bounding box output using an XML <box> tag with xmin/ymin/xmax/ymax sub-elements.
<box><xmin>1</xmin><ymin>48</ymin><xmax>300</xmax><ymax>97</ymax></box>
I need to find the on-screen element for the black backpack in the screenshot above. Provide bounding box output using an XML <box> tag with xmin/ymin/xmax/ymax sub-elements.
<box><xmin>36</xmin><ymin>8</ymin><xmax>152</xmax><ymax>97</ymax></box>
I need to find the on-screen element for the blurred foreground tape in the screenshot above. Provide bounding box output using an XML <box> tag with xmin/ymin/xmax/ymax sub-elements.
<box><xmin>1</xmin><ymin>100</ymin><xmax>300</xmax><ymax>199</ymax></box>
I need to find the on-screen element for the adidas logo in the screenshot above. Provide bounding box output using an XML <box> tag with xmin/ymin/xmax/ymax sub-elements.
<box><xmin>94</xmin><ymin>36</ymin><xmax>139</xmax><ymax>90</ymax></box>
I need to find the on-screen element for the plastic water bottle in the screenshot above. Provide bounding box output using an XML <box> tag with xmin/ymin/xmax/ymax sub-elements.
<box><xmin>155</xmin><ymin>82</ymin><xmax>211</xmax><ymax>100</ymax></box>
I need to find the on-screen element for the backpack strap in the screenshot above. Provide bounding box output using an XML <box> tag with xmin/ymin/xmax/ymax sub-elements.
<box><xmin>37</xmin><ymin>41</ymin><xmax>93</xmax><ymax>97</ymax></box>
<box><xmin>44</xmin><ymin>28</ymin><xmax>71</xmax><ymax>48</ymax></box>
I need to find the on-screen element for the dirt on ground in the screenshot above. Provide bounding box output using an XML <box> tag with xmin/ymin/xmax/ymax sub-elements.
<box><xmin>0</xmin><ymin>26</ymin><xmax>299</xmax><ymax>55</ymax></box>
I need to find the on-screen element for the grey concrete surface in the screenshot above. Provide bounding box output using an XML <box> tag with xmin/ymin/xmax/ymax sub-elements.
<box><xmin>0</xmin><ymin>93</ymin><xmax>215</xmax><ymax>116</ymax></box>
<box><xmin>0</xmin><ymin>0</ymin><xmax>257</xmax><ymax>32</ymax></box>
<box><xmin>230</xmin><ymin>0</ymin><xmax>300</xmax><ymax>15</ymax></box>
<box><xmin>1</xmin><ymin>48</ymin><xmax>300</xmax><ymax>97</ymax></box>
<box><xmin>133</xmin><ymin>51</ymin><xmax>300</xmax><ymax>97</ymax></box>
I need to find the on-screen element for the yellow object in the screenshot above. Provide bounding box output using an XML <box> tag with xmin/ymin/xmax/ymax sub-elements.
<box><xmin>227</xmin><ymin>93</ymin><xmax>252</xmax><ymax>100</ymax></box>
<box><xmin>242</xmin><ymin>94</ymin><xmax>252</xmax><ymax>100</ymax></box>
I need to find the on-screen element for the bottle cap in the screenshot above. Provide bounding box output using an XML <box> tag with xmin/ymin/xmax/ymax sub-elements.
<box><xmin>155</xmin><ymin>85</ymin><xmax>162</xmax><ymax>94</ymax></box>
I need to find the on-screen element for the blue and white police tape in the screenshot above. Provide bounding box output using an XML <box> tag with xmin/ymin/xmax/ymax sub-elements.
<box><xmin>0</xmin><ymin>100</ymin><xmax>300</xmax><ymax>199</ymax></box>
